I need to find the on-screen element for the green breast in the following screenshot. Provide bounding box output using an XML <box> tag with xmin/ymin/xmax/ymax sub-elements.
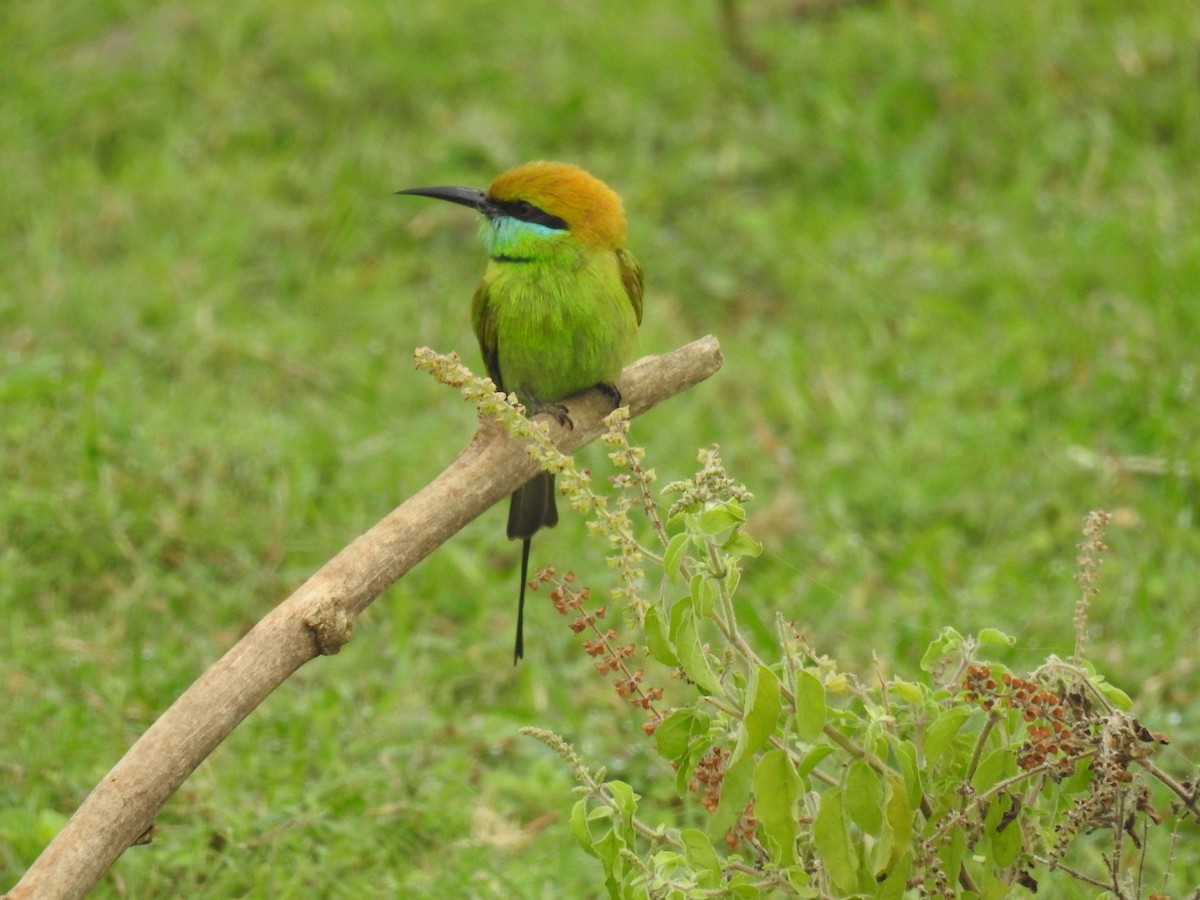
<box><xmin>486</xmin><ymin>251</ymin><xmax>639</xmax><ymax>405</ymax></box>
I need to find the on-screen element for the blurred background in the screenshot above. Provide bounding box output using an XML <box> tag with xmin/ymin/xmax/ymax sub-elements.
<box><xmin>2</xmin><ymin>0</ymin><xmax>1197</xmax><ymax>895</ymax></box>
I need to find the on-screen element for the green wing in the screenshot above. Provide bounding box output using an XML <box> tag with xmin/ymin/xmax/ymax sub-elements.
<box><xmin>617</xmin><ymin>248</ymin><xmax>644</xmax><ymax>325</ymax></box>
<box><xmin>470</xmin><ymin>278</ymin><xmax>504</xmax><ymax>391</ymax></box>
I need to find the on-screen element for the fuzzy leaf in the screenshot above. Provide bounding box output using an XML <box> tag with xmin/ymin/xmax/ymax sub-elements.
<box><xmin>607</xmin><ymin>780</ymin><xmax>639</xmax><ymax>819</ymax></box>
<box><xmin>653</xmin><ymin>708</ymin><xmax>707</xmax><ymax>761</ymax></box>
<box><xmin>592</xmin><ymin>826</ymin><xmax>622</xmax><ymax>873</ymax></box>
<box><xmin>875</xmin><ymin>851</ymin><xmax>913</xmax><ymax>900</ymax></box>
<box><xmin>644</xmin><ymin>602</ymin><xmax>679</xmax><ymax>667</ymax></box>
<box><xmin>924</xmin><ymin>706</ymin><xmax>971</xmax><ymax>771</ymax></box>
<box><xmin>570</xmin><ymin>799</ymin><xmax>598</xmax><ymax>856</ymax></box>
<box><xmin>937</xmin><ymin>823</ymin><xmax>967</xmax><ymax>889</ymax></box>
<box><xmin>971</xmin><ymin>746</ymin><xmax>1016</xmax><ymax>793</ymax></box>
<box><xmin>875</xmin><ymin>773</ymin><xmax>914</xmax><ymax>879</ymax></box>
<box><xmin>663</xmin><ymin>531</ymin><xmax>690</xmax><ymax>583</ymax></box>
<box><xmin>988</xmin><ymin>796</ymin><xmax>1022</xmax><ymax>868</ymax></box>
<box><xmin>796</xmin><ymin>743</ymin><xmax>833</xmax><ymax>783</ymax></box>
<box><xmin>667</xmin><ymin>591</ymin><xmax>692</xmax><ymax>641</ymax></box>
<box><xmin>698</xmin><ymin>502</ymin><xmax>745</xmax><ymax>535</ymax></box>
<box><xmin>892</xmin><ymin>738</ymin><xmax>923</xmax><ymax>808</ymax></box>
<box><xmin>722</xmin><ymin>530</ymin><xmax>762</xmax><ymax>559</ymax></box>
<box><xmin>1095</xmin><ymin>678</ymin><xmax>1133</xmax><ymax>710</ymax></box>
<box><xmin>675</xmin><ymin>611</ymin><xmax>723</xmax><ymax>695</ymax></box>
<box><xmin>794</xmin><ymin>669</ymin><xmax>826</xmax><ymax>742</ymax></box>
<box><xmin>976</xmin><ymin>627</ymin><xmax>1016</xmax><ymax>646</ymax></box>
<box><xmin>689</xmin><ymin>572</ymin><xmax>717</xmax><ymax>617</ymax></box>
<box><xmin>920</xmin><ymin>626</ymin><xmax>964</xmax><ymax>672</ymax></box>
<box><xmin>813</xmin><ymin>787</ymin><xmax>860</xmax><ymax>895</ymax></box>
<box><xmin>845</xmin><ymin>759</ymin><xmax>883</xmax><ymax>836</ymax></box>
<box><xmin>888</xmin><ymin>678</ymin><xmax>925</xmax><ymax>704</ymax></box>
<box><xmin>743</xmin><ymin>665</ymin><xmax>782</xmax><ymax>759</ymax></box>
<box><xmin>679</xmin><ymin>828</ymin><xmax>722</xmax><ymax>877</ymax></box>
<box><xmin>753</xmin><ymin>749</ymin><xmax>800</xmax><ymax>866</ymax></box>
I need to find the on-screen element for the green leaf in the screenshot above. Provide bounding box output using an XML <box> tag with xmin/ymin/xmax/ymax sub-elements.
<box><xmin>663</xmin><ymin>531</ymin><xmax>689</xmax><ymax>583</ymax></box>
<box><xmin>722</xmin><ymin>530</ymin><xmax>762</xmax><ymax>559</ymax></box>
<box><xmin>976</xmin><ymin>627</ymin><xmax>1016</xmax><ymax>646</ymax></box>
<box><xmin>679</xmin><ymin>828</ymin><xmax>722</xmax><ymax>877</ymax></box>
<box><xmin>654</xmin><ymin>708</ymin><xmax>704</xmax><ymax>761</ymax></box>
<box><xmin>794</xmin><ymin>669</ymin><xmax>826</xmax><ymax>742</ymax></box>
<box><xmin>698</xmin><ymin>502</ymin><xmax>745</xmax><ymax>535</ymax></box>
<box><xmin>644</xmin><ymin>602</ymin><xmax>679</xmax><ymax>667</ymax></box>
<box><xmin>813</xmin><ymin>787</ymin><xmax>859</xmax><ymax>895</ymax></box>
<box><xmin>937</xmin><ymin>824</ymin><xmax>967</xmax><ymax>890</ymax></box>
<box><xmin>607</xmin><ymin>780</ymin><xmax>639</xmax><ymax>819</ymax></box>
<box><xmin>845</xmin><ymin>759</ymin><xmax>883</xmax><ymax>836</ymax></box>
<box><xmin>888</xmin><ymin>678</ymin><xmax>925</xmax><ymax>705</ymax></box>
<box><xmin>668</xmin><ymin>591</ymin><xmax>692</xmax><ymax>641</ymax></box>
<box><xmin>592</xmin><ymin>826</ymin><xmax>623</xmax><ymax>870</ymax></box>
<box><xmin>727</xmin><ymin>878</ymin><xmax>770</xmax><ymax>898</ymax></box>
<box><xmin>879</xmin><ymin>773</ymin><xmax>913</xmax><ymax>876</ymax></box>
<box><xmin>724</xmin><ymin>564</ymin><xmax>741</xmax><ymax>598</ymax></box>
<box><xmin>743</xmin><ymin>665</ymin><xmax>782</xmax><ymax>759</ymax></box>
<box><xmin>675</xmin><ymin>739</ymin><xmax>704</xmax><ymax>797</ymax></box>
<box><xmin>753</xmin><ymin>749</ymin><xmax>800</xmax><ymax>866</ymax></box>
<box><xmin>875</xmin><ymin>850</ymin><xmax>913</xmax><ymax>900</ymax></box>
<box><xmin>892</xmin><ymin>739</ymin><xmax>922</xmax><ymax>808</ymax></box>
<box><xmin>920</xmin><ymin>626</ymin><xmax>964</xmax><ymax>672</ymax></box>
<box><xmin>784</xmin><ymin>867</ymin><xmax>818</xmax><ymax>897</ymax></box>
<box><xmin>570</xmin><ymin>799</ymin><xmax>598</xmax><ymax>856</ymax></box>
<box><xmin>675</xmin><ymin>610</ymin><xmax>723</xmax><ymax>695</ymax></box>
<box><xmin>971</xmin><ymin>746</ymin><xmax>1016</xmax><ymax>793</ymax></box>
<box><xmin>708</xmin><ymin>752</ymin><xmax>755</xmax><ymax>842</ymax></box>
<box><xmin>924</xmin><ymin>706</ymin><xmax>971</xmax><ymax>771</ymax></box>
<box><xmin>689</xmin><ymin>572</ymin><xmax>717</xmax><ymax>617</ymax></box>
<box><xmin>1095</xmin><ymin>678</ymin><xmax>1133</xmax><ymax>710</ymax></box>
<box><xmin>796</xmin><ymin>743</ymin><xmax>833</xmax><ymax>782</ymax></box>
<box><xmin>988</xmin><ymin>795</ymin><xmax>1022</xmax><ymax>868</ymax></box>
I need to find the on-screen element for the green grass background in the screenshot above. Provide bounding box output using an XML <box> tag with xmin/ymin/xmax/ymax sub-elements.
<box><xmin>2</xmin><ymin>0</ymin><xmax>1198</xmax><ymax>895</ymax></box>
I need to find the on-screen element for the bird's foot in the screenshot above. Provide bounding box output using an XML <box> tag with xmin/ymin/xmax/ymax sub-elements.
<box><xmin>596</xmin><ymin>382</ymin><xmax>622</xmax><ymax>408</ymax></box>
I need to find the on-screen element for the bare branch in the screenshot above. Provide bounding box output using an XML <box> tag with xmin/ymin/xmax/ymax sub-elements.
<box><xmin>4</xmin><ymin>336</ymin><xmax>723</xmax><ymax>900</ymax></box>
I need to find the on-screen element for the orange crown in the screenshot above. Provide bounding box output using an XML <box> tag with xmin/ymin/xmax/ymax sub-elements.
<box><xmin>487</xmin><ymin>161</ymin><xmax>627</xmax><ymax>250</ymax></box>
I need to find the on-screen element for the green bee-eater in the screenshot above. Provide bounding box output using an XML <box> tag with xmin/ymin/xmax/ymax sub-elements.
<box><xmin>399</xmin><ymin>161</ymin><xmax>644</xmax><ymax>662</ymax></box>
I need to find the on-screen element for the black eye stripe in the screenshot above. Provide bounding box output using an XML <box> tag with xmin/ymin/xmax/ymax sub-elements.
<box><xmin>493</xmin><ymin>198</ymin><xmax>568</xmax><ymax>231</ymax></box>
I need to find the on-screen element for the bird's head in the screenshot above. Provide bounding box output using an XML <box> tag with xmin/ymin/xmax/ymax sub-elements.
<box><xmin>399</xmin><ymin>161</ymin><xmax>627</xmax><ymax>260</ymax></box>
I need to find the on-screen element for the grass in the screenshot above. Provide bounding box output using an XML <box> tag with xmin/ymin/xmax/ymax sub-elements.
<box><xmin>2</xmin><ymin>0</ymin><xmax>1198</xmax><ymax>895</ymax></box>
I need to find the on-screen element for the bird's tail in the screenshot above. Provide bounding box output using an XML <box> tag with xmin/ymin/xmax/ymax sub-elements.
<box><xmin>508</xmin><ymin>473</ymin><xmax>558</xmax><ymax>663</ymax></box>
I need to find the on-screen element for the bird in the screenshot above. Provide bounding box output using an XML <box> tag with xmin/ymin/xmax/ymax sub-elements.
<box><xmin>398</xmin><ymin>161</ymin><xmax>644</xmax><ymax>663</ymax></box>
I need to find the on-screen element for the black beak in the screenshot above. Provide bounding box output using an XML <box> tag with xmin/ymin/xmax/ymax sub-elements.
<box><xmin>396</xmin><ymin>185</ymin><xmax>496</xmax><ymax>215</ymax></box>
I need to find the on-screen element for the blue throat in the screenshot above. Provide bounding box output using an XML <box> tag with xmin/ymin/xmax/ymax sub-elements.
<box><xmin>482</xmin><ymin>215</ymin><xmax>566</xmax><ymax>262</ymax></box>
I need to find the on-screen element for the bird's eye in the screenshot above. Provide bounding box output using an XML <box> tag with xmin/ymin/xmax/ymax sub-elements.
<box><xmin>501</xmin><ymin>198</ymin><xmax>568</xmax><ymax>231</ymax></box>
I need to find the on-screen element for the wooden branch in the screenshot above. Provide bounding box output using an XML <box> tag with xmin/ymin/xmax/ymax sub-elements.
<box><xmin>4</xmin><ymin>335</ymin><xmax>722</xmax><ymax>900</ymax></box>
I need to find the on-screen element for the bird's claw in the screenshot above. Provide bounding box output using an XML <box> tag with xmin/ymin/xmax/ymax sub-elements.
<box><xmin>528</xmin><ymin>383</ymin><xmax>621</xmax><ymax>431</ymax></box>
<box><xmin>596</xmin><ymin>382</ymin><xmax>622</xmax><ymax>408</ymax></box>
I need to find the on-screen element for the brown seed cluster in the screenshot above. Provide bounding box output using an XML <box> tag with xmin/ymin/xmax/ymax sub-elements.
<box><xmin>690</xmin><ymin>746</ymin><xmax>728</xmax><ymax>813</ymax></box>
<box><xmin>540</xmin><ymin>567</ymin><xmax>664</xmax><ymax>731</ymax></box>
<box><xmin>725</xmin><ymin>799</ymin><xmax>758</xmax><ymax>851</ymax></box>
<box><xmin>684</xmin><ymin>749</ymin><xmax>759</xmax><ymax>849</ymax></box>
<box><xmin>961</xmin><ymin>662</ymin><xmax>1179</xmax><ymax>882</ymax></box>
<box><xmin>962</xmin><ymin>666</ymin><xmax>1088</xmax><ymax>774</ymax></box>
